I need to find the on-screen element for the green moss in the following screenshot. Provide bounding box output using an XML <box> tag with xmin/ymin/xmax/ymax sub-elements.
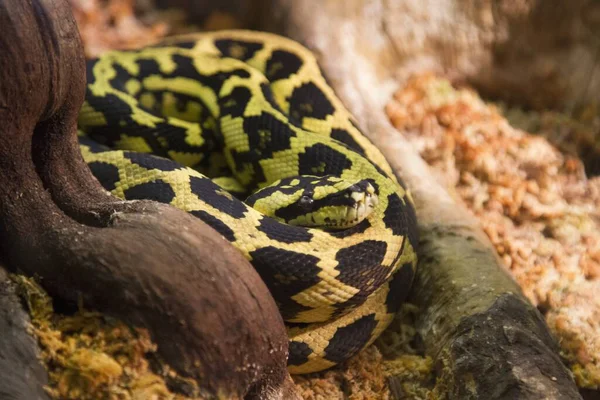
<box><xmin>12</xmin><ymin>275</ymin><xmax>200</xmax><ymax>400</ymax></box>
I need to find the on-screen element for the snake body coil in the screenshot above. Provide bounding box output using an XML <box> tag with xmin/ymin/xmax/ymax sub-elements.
<box><xmin>77</xmin><ymin>30</ymin><xmax>418</xmax><ymax>374</ymax></box>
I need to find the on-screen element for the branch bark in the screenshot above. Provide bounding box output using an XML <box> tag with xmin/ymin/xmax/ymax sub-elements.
<box><xmin>256</xmin><ymin>0</ymin><xmax>583</xmax><ymax>398</ymax></box>
<box><xmin>0</xmin><ymin>1</ymin><xmax>298</xmax><ymax>398</ymax></box>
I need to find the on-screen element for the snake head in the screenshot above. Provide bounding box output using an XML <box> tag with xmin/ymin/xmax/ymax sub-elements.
<box><xmin>247</xmin><ymin>175</ymin><xmax>378</xmax><ymax>229</ymax></box>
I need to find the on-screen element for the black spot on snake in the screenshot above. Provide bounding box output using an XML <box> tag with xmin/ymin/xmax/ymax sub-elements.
<box><xmin>146</xmin><ymin>124</ymin><xmax>207</xmax><ymax>160</ymax></box>
<box><xmin>334</xmin><ymin>240</ymin><xmax>389</xmax><ymax>300</ymax></box>
<box><xmin>287</xmin><ymin>341</ymin><xmax>312</xmax><ymax>366</ymax></box>
<box><xmin>81</xmin><ymin>93</ymin><xmax>167</xmax><ymax>158</ymax></box>
<box><xmin>170</xmin><ymin>55</ymin><xmax>251</xmax><ymax>94</ymax></box>
<box><xmin>123</xmin><ymin>90</ymin><xmax>219</xmax><ymax>156</ymax></box>
<box><xmin>189</xmin><ymin>175</ymin><xmax>248</xmax><ymax>219</ymax></box>
<box><xmin>260</xmin><ymin>82</ymin><xmax>283</xmax><ymax>112</ymax></box>
<box><xmin>84</xmin><ymin>91</ymin><xmax>206</xmax><ymax>160</ymax></box>
<box><xmin>298</xmin><ymin>143</ymin><xmax>352</xmax><ymax>177</ymax></box>
<box><xmin>323</xmin><ymin>314</ymin><xmax>378</xmax><ymax>363</ymax></box>
<box><xmin>190</xmin><ymin>210</ymin><xmax>236</xmax><ymax>242</ymax></box>
<box><xmin>173</xmin><ymin>41</ymin><xmax>196</xmax><ymax>49</ymax></box>
<box><xmin>227</xmin><ymin>112</ymin><xmax>297</xmax><ymax>187</ymax></box>
<box><xmin>139</xmin><ymin>89</ymin><xmax>211</xmax><ymax>120</ymax></box>
<box><xmin>136</xmin><ymin>58</ymin><xmax>162</xmax><ymax>79</ymax></box>
<box><xmin>257</xmin><ymin>216</ymin><xmax>313</xmax><ymax>244</ymax></box>
<box><xmin>249</xmin><ymin>246</ymin><xmax>321</xmax><ymax>321</ymax></box>
<box><xmin>85</xmin><ymin>59</ymin><xmax>98</xmax><ymax>85</ymax></box>
<box><xmin>219</xmin><ymin>86</ymin><xmax>252</xmax><ymax>118</ymax></box>
<box><xmin>87</xmin><ymin>161</ymin><xmax>120</xmax><ymax>191</ymax></box>
<box><xmin>330</xmin><ymin>128</ymin><xmax>366</xmax><ymax>156</ymax></box>
<box><xmin>383</xmin><ymin>193</ymin><xmax>419</xmax><ymax>252</ymax></box>
<box><xmin>78</xmin><ymin>136</ymin><xmax>110</xmax><ymax>153</ymax></box>
<box><xmin>326</xmin><ymin>219</ymin><xmax>371</xmax><ymax>238</ymax></box>
<box><xmin>108</xmin><ymin>63</ymin><xmax>134</xmax><ymax>92</ymax></box>
<box><xmin>214</xmin><ymin>39</ymin><xmax>264</xmax><ymax>61</ymax></box>
<box><xmin>244</xmin><ymin>112</ymin><xmax>296</xmax><ymax>155</ymax></box>
<box><xmin>265</xmin><ymin>50</ymin><xmax>303</xmax><ymax>81</ymax></box>
<box><xmin>288</xmin><ymin>81</ymin><xmax>335</xmax><ymax>121</ymax></box>
<box><xmin>383</xmin><ymin>193</ymin><xmax>416</xmax><ymax>243</ymax></box>
<box><xmin>123</xmin><ymin>180</ymin><xmax>176</xmax><ymax>204</ymax></box>
<box><xmin>209</xmin><ymin>68</ymin><xmax>253</xmax><ymax>93</ymax></box>
<box><xmin>82</xmin><ymin>92</ymin><xmax>133</xmax><ymax>135</ymax></box>
<box><xmin>384</xmin><ymin>262</ymin><xmax>415</xmax><ymax>314</ymax></box>
<box><xmin>124</xmin><ymin>152</ymin><xmax>184</xmax><ymax>172</ymax></box>
<box><xmin>245</xmin><ymin>181</ymin><xmax>305</xmax><ymax>205</ymax></box>
<box><xmin>280</xmin><ymin>300</ymin><xmax>314</xmax><ymax>322</ymax></box>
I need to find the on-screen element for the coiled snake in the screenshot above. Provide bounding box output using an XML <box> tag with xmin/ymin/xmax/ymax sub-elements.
<box><xmin>77</xmin><ymin>30</ymin><xmax>419</xmax><ymax>374</ymax></box>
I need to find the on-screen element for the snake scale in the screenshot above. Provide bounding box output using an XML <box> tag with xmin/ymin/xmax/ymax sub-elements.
<box><xmin>77</xmin><ymin>30</ymin><xmax>419</xmax><ymax>374</ymax></box>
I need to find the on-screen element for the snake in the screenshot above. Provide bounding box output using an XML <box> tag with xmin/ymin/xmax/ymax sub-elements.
<box><xmin>77</xmin><ymin>30</ymin><xmax>419</xmax><ymax>374</ymax></box>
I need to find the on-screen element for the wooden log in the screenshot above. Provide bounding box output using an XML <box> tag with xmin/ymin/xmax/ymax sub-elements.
<box><xmin>0</xmin><ymin>0</ymin><xmax>298</xmax><ymax>398</ymax></box>
<box><xmin>256</xmin><ymin>0</ymin><xmax>583</xmax><ymax>398</ymax></box>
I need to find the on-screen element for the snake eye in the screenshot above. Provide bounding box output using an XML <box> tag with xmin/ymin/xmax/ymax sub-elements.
<box><xmin>299</xmin><ymin>195</ymin><xmax>314</xmax><ymax>210</ymax></box>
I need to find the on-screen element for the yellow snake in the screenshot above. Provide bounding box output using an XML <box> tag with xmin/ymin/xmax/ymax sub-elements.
<box><xmin>77</xmin><ymin>30</ymin><xmax>418</xmax><ymax>374</ymax></box>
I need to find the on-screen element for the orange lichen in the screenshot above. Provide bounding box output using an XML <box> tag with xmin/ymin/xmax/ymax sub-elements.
<box><xmin>387</xmin><ymin>73</ymin><xmax>600</xmax><ymax>389</ymax></box>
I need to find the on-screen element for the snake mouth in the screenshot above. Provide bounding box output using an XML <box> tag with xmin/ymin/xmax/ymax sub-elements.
<box><xmin>347</xmin><ymin>190</ymin><xmax>378</xmax><ymax>222</ymax></box>
<box><xmin>333</xmin><ymin>185</ymin><xmax>378</xmax><ymax>228</ymax></box>
<box><xmin>321</xmin><ymin>182</ymin><xmax>378</xmax><ymax>229</ymax></box>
